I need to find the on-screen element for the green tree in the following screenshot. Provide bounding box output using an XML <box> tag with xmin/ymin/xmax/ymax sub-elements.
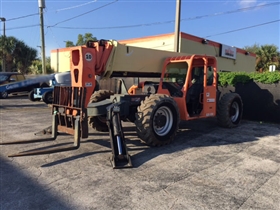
<box><xmin>256</xmin><ymin>45</ymin><xmax>279</xmax><ymax>72</ymax></box>
<box><xmin>65</xmin><ymin>33</ymin><xmax>97</xmax><ymax>47</ymax></box>
<box><xmin>65</xmin><ymin>41</ymin><xmax>75</xmax><ymax>47</ymax></box>
<box><xmin>244</xmin><ymin>44</ymin><xmax>280</xmax><ymax>72</ymax></box>
<box><xmin>0</xmin><ymin>36</ymin><xmax>37</xmax><ymax>74</ymax></box>
<box><xmin>243</xmin><ymin>43</ymin><xmax>260</xmax><ymax>54</ymax></box>
<box><xmin>30</xmin><ymin>57</ymin><xmax>54</xmax><ymax>74</ymax></box>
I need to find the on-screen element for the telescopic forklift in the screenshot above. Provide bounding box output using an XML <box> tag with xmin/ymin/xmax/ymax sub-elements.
<box><xmin>1</xmin><ymin>40</ymin><xmax>243</xmax><ymax>168</ymax></box>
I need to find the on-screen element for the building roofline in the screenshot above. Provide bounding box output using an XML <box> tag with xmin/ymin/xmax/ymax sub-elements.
<box><xmin>118</xmin><ymin>33</ymin><xmax>174</xmax><ymax>44</ymax></box>
<box><xmin>51</xmin><ymin>32</ymin><xmax>256</xmax><ymax>57</ymax></box>
<box><xmin>119</xmin><ymin>32</ymin><xmax>256</xmax><ymax>57</ymax></box>
<box><xmin>51</xmin><ymin>48</ymin><xmax>72</xmax><ymax>53</ymax></box>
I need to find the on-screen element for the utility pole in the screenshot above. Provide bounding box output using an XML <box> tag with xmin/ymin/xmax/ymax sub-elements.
<box><xmin>38</xmin><ymin>0</ymin><xmax>46</xmax><ymax>74</ymax></box>
<box><xmin>0</xmin><ymin>17</ymin><xmax>6</xmax><ymax>72</ymax></box>
<box><xmin>174</xmin><ymin>0</ymin><xmax>181</xmax><ymax>52</ymax></box>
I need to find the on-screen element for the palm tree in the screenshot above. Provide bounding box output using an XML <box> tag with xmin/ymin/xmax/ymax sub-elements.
<box><xmin>65</xmin><ymin>33</ymin><xmax>97</xmax><ymax>47</ymax></box>
<box><xmin>256</xmin><ymin>45</ymin><xmax>279</xmax><ymax>72</ymax></box>
<box><xmin>0</xmin><ymin>36</ymin><xmax>37</xmax><ymax>73</ymax></box>
<box><xmin>244</xmin><ymin>44</ymin><xmax>279</xmax><ymax>71</ymax></box>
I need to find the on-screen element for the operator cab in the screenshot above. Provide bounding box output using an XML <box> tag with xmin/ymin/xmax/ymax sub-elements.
<box><xmin>158</xmin><ymin>55</ymin><xmax>217</xmax><ymax>120</ymax></box>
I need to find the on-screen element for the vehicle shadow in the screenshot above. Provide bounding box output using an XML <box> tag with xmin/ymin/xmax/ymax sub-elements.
<box><xmin>38</xmin><ymin>118</ymin><xmax>279</xmax><ymax>168</ymax></box>
<box><xmin>0</xmin><ymin>103</ymin><xmax>47</xmax><ymax>109</ymax></box>
<box><xmin>0</xmin><ymin>156</ymin><xmax>72</xmax><ymax>209</ymax></box>
<box><xmin>40</xmin><ymin>127</ymin><xmax>138</xmax><ymax>167</ymax></box>
<box><xmin>0</xmin><ymin>95</ymin><xmax>47</xmax><ymax>109</ymax></box>
<box><xmin>129</xmin><ymin>119</ymin><xmax>279</xmax><ymax>168</ymax></box>
<box><xmin>0</xmin><ymin>94</ymin><xmax>28</xmax><ymax>99</ymax></box>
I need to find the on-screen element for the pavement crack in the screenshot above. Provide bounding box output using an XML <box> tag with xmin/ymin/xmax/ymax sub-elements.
<box><xmin>169</xmin><ymin>198</ymin><xmax>178</xmax><ymax>210</ymax></box>
<box><xmin>164</xmin><ymin>146</ymin><xmax>249</xmax><ymax>190</ymax></box>
<box><xmin>197</xmin><ymin>144</ymin><xmax>255</xmax><ymax>178</ymax></box>
<box><xmin>162</xmin><ymin>188</ymin><xmax>170</xmax><ymax>195</ymax></box>
<box><xmin>237</xmin><ymin>168</ymin><xmax>280</xmax><ymax>209</ymax></box>
<box><xmin>35</xmin><ymin>167</ymin><xmax>43</xmax><ymax>181</ymax></box>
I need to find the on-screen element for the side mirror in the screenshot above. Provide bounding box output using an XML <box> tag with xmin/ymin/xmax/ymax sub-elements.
<box><xmin>9</xmin><ymin>78</ymin><xmax>16</xmax><ymax>82</ymax></box>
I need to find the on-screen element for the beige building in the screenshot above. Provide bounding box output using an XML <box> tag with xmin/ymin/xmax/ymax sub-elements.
<box><xmin>119</xmin><ymin>32</ymin><xmax>256</xmax><ymax>72</ymax></box>
<box><xmin>51</xmin><ymin>32</ymin><xmax>256</xmax><ymax>73</ymax></box>
<box><xmin>50</xmin><ymin>48</ymin><xmax>71</xmax><ymax>73</ymax></box>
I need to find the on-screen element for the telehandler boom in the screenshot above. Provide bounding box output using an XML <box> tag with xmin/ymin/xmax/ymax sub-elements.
<box><xmin>1</xmin><ymin>40</ymin><xmax>243</xmax><ymax>168</ymax></box>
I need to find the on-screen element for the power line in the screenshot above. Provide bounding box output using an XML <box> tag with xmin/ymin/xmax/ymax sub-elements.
<box><xmin>5</xmin><ymin>19</ymin><xmax>278</xmax><ymax>35</ymax></box>
<box><xmin>55</xmin><ymin>0</ymin><xmax>97</xmax><ymax>12</ymax></box>
<box><xmin>190</xmin><ymin>2</ymin><xmax>279</xmax><ymax>19</ymax></box>
<box><xmin>3</xmin><ymin>2</ymin><xmax>278</xmax><ymax>33</ymax></box>
<box><xmin>44</xmin><ymin>16</ymin><xmax>63</xmax><ymax>49</ymax></box>
<box><xmin>5</xmin><ymin>24</ymin><xmax>40</xmax><ymax>31</ymax></box>
<box><xmin>48</xmin><ymin>2</ymin><xmax>279</xmax><ymax>29</ymax></box>
<box><xmin>2</xmin><ymin>0</ymin><xmax>113</xmax><ymax>31</ymax></box>
<box><xmin>205</xmin><ymin>20</ymin><xmax>280</xmax><ymax>38</ymax></box>
<box><xmin>48</xmin><ymin>0</ymin><xmax>118</xmax><ymax>27</ymax></box>
<box><xmin>6</xmin><ymin>13</ymin><xmax>39</xmax><ymax>22</ymax></box>
<box><xmin>4</xmin><ymin>1</ymin><xmax>98</xmax><ymax>22</ymax></box>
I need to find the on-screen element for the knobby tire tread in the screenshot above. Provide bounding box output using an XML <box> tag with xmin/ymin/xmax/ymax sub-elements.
<box><xmin>217</xmin><ymin>93</ymin><xmax>243</xmax><ymax>128</ymax></box>
<box><xmin>135</xmin><ymin>94</ymin><xmax>180</xmax><ymax>146</ymax></box>
<box><xmin>88</xmin><ymin>90</ymin><xmax>114</xmax><ymax>132</ymax></box>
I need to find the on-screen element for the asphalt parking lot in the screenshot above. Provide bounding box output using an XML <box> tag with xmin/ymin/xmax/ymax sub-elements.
<box><xmin>0</xmin><ymin>95</ymin><xmax>279</xmax><ymax>210</ymax></box>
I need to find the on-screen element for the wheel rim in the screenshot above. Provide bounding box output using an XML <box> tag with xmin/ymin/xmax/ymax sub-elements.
<box><xmin>230</xmin><ymin>101</ymin><xmax>240</xmax><ymax>122</ymax></box>
<box><xmin>2</xmin><ymin>91</ymin><xmax>8</xmax><ymax>98</ymax></box>
<box><xmin>153</xmin><ymin>106</ymin><xmax>173</xmax><ymax>136</ymax></box>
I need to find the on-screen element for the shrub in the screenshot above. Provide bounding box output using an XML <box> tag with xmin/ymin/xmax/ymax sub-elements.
<box><xmin>218</xmin><ymin>71</ymin><xmax>280</xmax><ymax>86</ymax></box>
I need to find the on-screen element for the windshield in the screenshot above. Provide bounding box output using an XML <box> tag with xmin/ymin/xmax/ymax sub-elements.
<box><xmin>164</xmin><ymin>62</ymin><xmax>188</xmax><ymax>86</ymax></box>
<box><xmin>0</xmin><ymin>75</ymin><xmax>8</xmax><ymax>82</ymax></box>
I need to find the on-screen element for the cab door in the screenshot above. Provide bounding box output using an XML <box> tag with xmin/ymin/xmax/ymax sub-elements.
<box><xmin>202</xmin><ymin>58</ymin><xmax>217</xmax><ymax>118</ymax></box>
<box><xmin>185</xmin><ymin>56</ymin><xmax>217</xmax><ymax>118</ymax></box>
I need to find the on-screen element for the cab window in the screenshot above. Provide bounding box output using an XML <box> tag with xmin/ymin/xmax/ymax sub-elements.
<box><xmin>191</xmin><ymin>67</ymin><xmax>204</xmax><ymax>85</ymax></box>
<box><xmin>207</xmin><ymin>66</ymin><xmax>214</xmax><ymax>86</ymax></box>
<box><xmin>17</xmin><ymin>74</ymin><xmax>25</xmax><ymax>81</ymax></box>
<box><xmin>0</xmin><ymin>75</ymin><xmax>8</xmax><ymax>82</ymax></box>
<box><xmin>164</xmin><ymin>62</ymin><xmax>188</xmax><ymax>87</ymax></box>
<box><xmin>10</xmin><ymin>75</ymin><xmax>18</xmax><ymax>82</ymax></box>
<box><xmin>189</xmin><ymin>66</ymin><xmax>214</xmax><ymax>86</ymax></box>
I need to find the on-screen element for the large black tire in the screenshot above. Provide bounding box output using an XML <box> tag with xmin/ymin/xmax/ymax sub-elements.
<box><xmin>42</xmin><ymin>91</ymin><xmax>53</xmax><ymax>104</ymax></box>
<box><xmin>28</xmin><ymin>90</ymin><xmax>40</xmax><ymax>102</ymax></box>
<box><xmin>88</xmin><ymin>90</ymin><xmax>114</xmax><ymax>132</ymax></box>
<box><xmin>217</xmin><ymin>93</ymin><xmax>243</xmax><ymax>128</ymax></box>
<box><xmin>135</xmin><ymin>94</ymin><xmax>180</xmax><ymax>146</ymax></box>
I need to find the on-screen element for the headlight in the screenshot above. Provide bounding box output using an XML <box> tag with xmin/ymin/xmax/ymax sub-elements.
<box><xmin>49</xmin><ymin>80</ymin><xmax>53</xmax><ymax>86</ymax></box>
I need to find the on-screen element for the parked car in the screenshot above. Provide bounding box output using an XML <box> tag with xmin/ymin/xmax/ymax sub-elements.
<box><xmin>0</xmin><ymin>72</ymin><xmax>26</xmax><ymax>85</ymax></box>
<box><xmin>0</xmin><ymin>72</ymin><xmax>50</xmax><ymax>99</ymax></box>
<box><xmin>30</xmin><ymin>72</ymin><xmax>100</xmax><ymax>104</ymax></box>
<box><xmin>30</xmin><ymin>71</ymin><xmax>71</xmax><ymax>104</ymax></box>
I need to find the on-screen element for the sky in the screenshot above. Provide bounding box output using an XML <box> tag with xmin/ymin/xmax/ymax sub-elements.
<box><xmin>0</xmin><ymin>0</ymin><xmax>279</xmax><ymax>57</ymax></box>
